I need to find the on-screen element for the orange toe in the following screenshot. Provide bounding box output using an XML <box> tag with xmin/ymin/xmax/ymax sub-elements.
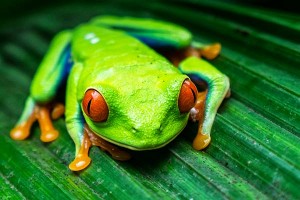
<box><xmin>192</xmin><ymin>133</ymin><xmax>211</xmax><ymax>150</ymax></box>
<box><xmin>10</xmin><ymin>124</ymin><xmax>30</xmax><ymax>140</ymax></box>
<box><xmin>69</xmin><ymin>155</ymin><xmax>92</xmax><ymax>171</ymax></box>
<box><xmin>40</xmin><ymin>129</ymin><xmax>59</xmax><ymax>142</ymax></box>
<box><xmin>200</xmin><ymin>43</ymin><xmax>221</xmax><ymax>60</ymax></box>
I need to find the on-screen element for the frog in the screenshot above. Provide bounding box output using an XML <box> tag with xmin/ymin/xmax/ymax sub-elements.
<box><xmin>10</xmin><ymin>16</ymin><xmax>230</xmax><ymax>171</ymax></box>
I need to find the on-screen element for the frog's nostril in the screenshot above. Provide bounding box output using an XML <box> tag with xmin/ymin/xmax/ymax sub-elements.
<box><xmin>132</xmin><ymin>127</ymin><xmax>138</xmax><ymax>133</ymax></box>
<box><xmin>154</xmin><ymin>123</ymin><xmax>163</xmax><ymax>134</ymax></box>
<box><xmin>158</xmin><ymin>124</ymin><xmax>163</xmax><ymax>132</ymax></box>
<box><xmin>131</xmin><ymin>122</ymin><xmax>163</xmax><ymax>134</ymax></box>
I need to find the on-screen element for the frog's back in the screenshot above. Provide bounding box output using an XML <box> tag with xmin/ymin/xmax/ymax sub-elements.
<box><xmin>71</xmin><ymin>24</ymin><xmax>183</xmax><ymax>93</ymax></box>
<box><xmin>71</xmin><ymin>24</ymin><xmax>165</xmax><ymax>66</ymax></box>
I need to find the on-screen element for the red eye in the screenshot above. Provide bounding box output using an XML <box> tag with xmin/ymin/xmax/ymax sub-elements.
<box><xmin>82</xmin><ymin>89</ymin><xmax>109</xmax><ymax>122</ymax></box>
<box><xmin>178</xmin><ymin>79</ymin><xmax>198</xmax><ymax>113</ymax></box>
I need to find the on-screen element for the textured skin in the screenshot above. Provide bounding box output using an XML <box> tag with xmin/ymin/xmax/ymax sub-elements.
<box><xmin>14</xmin><ymin>16</ymin><xmax>229</xmax><ymax>154</ymax></box>
<box><xmin>71</xmin><ymin>25</ymin><xmax>189</xmax><ymax>149</ymax></box>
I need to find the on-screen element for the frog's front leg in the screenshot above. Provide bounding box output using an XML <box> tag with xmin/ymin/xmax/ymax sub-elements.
<box><xmin>69</xmin><ymin>124</ymin><xmax>131</xmax><ymax>170</ymax></box>
<box><xmin>10</xmin><ymin>30</ymin><xmax>72</xmax><ymax>142</ymax></box>
<box><xmin>68</xmin><ymin>123</ymin><xmax>131</xmax><ymax>171</ymax></box>
<box><xmin>179</xmin><ymin>57</ymin><xmax>230</xmax><ymax>150</ymax></box>
<box><xmin>68</xmin><ymin>124</ymin><xmax>131</xmax><ymax>171</ymax></box>
<box><xmin>66</xmin><ymin>64</ymin><xmax>131</xmax><ymax>171</ymax></box>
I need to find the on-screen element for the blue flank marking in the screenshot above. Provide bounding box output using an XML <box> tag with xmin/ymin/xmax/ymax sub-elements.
<box><xmin>60</xmin><ymin>45</ymin><xmax>85</xmax><ymax>124</ymax></box>
<box><xmin>129</xmin><ymin>33</ymin><xmax>174</xmax><ymax>48</ymax></box>
<box><xmin>61</xmin><ymin>44</ymin><xmax>73</xmax><ymax>82</ymax></box>
<box><xmin>184</xmin><ymin>73</ymin><xmax>211</xmax><ymax>101</ymax></box>
<box><xmin>51</xmin><ymin>44</ymin><xmax>73</xmax><ymax>97</ymax></box>
<box><xmin>183</xmin><ymin>72</ymin><xmax>208</xmax><ymax>88</ymax></box>
<box><xmin>187</xmin><ymin>74</ymin><xmax>203</xmax><ymax>82</ymax></box>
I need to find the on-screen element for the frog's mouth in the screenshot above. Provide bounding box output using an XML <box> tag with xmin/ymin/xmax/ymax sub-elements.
<box><xmin>99</xmin><ymin>130</ymin><xmax>183</xmax><ymax>151</ymax></box>
<box><xmin>89</xmin><ymin>122</ymin><xmax>187</xmax><ymax>151</ymax></box>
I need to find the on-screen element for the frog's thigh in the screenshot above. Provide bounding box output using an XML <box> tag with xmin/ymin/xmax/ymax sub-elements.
<box><xmin>30</xmin><ymin>30</ymin><xmax>72</xmax><ymax>102</ymax></box>
<box><xmin>11</xmin><ymin>31</ymin><xmax>72</xmax><ymax>141</ymax></box>
<box><xmin>179</xmin><ymin>57</ymin><xmax>230</xmax><ymax>150</ymax></box>
<box><xmin>90</xmin><ymin>16</ymin><xmax>192</xmax><ymax>49</ymax></box>
<box><xmin>29</xmin><ymin>31</ymin><xmax>72</xmax><ymax>142</ymax></box>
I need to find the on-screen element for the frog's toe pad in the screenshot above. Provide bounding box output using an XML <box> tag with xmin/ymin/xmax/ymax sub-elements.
<box><xmin>10</xmin><ymin>124</ymin><xmax>30</xmax><ymax>140</ymax></box>
<box><xmin>192</xmin><ymin>133</ymin><xmax>211</xmax><ymax>150</ymax></box>
<box><xmin>51</xmin><ymin>103</ymin><xmax>65</xmax><ymax>120</ymax></box>
<box><xmin>40</xmin><ymin>129</ymin><xmax>59</xmax><ymax>142</ymax></box>
<box><xmin>69</xmin><ymin>155</ymin><xmax>92</xmax><ymax>171</ymax></box>
<box><xmin>200</xmin><ymin>43</ymin><xmax>221</xmax><ymax>60</ymax></box>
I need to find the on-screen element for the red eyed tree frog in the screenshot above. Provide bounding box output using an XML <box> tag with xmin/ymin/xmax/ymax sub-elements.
<box><xmin>10</xmin><ymin>16</ymin><xmax>230</xmax><ymax>171</ymax></box>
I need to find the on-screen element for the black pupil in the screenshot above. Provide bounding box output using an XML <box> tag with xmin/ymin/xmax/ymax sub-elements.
<box><xmin>87</xmin><ymin>98</ymin><xmax>92</xmax><ymax>115</ymax></box>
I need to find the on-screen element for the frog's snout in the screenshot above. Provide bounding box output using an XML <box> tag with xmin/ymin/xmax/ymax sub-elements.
<box><xmin>131</xmin><ymin>121</ymin><xmax>163</xmax><ymax>134</ymax></box>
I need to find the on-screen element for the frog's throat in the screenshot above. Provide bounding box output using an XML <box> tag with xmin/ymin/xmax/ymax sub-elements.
<box><xmin>88</xmin><ymin>124</ymin><xmax>187</xmax><ymax>151</ymax></box>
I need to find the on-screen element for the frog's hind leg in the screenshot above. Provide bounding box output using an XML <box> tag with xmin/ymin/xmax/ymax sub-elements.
<box><xmin>35</xmin><ymin>103</ymin><xmax>65</xmax><ymax>142</ymax></box>
<box><xmin>90</xmin><ymin>16</ymin><xmax>221</xmax><ymax>61</ymax></box>
<box><xmin>11</xmin><ymin>30</ymin><xmax>72</xmax><ymax>142</ymax></box>
<box><xmin>10</xmin><ymin>98</ymin><xmax>65</xmax><ymax>142</ymax></box>
<box><xmin>191</xmin><ymin>42</ymin><xmax>221</xmax><ymax>60</ymax></box>
<box><xmin>163</xmin><ymin>42</ymin><xmax>222</xmax><ymax>67</ymax></box>
<box><xmin>179</xmin><ymin>57</ymin><xmax>230</xmax><ymax>150</ymax></box>
<box><xmin>10</xmin><ymin>97</ymin><xmax>36</xmax><ymax>140</ymax></box>
<box><xmin>90</xmin><ymin>15</ymin><xmax>192</xmax><ymax>49</ymax></box>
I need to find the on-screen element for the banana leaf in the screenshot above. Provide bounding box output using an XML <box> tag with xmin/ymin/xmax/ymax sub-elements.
<box><xmin>0</xmin><ymin>0</ymin><xmax>299</xmax><ymax>199</ymax></box>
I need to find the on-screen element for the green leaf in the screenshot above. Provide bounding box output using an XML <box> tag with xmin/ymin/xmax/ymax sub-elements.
<box><xmin>1</xmin><ymin>1</ymin><xmax>299</xmax><ymax>199</ymax></box>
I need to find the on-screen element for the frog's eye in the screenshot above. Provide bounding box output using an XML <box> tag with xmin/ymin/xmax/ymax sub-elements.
<box><xmin>82</xmin><ymin>89</ymin><xmax>109</xmax><ymax>122</ymax></box>
<box><xmin>178</xmin><ymin>79</ymin><xmax>198</xmax><ymax>113</ymax></box>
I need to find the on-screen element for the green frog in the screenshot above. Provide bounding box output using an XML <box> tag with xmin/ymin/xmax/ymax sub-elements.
<box><xmin>10</xmin><ymin>16</ymin><xmax>230</xmax><ymax>171</ymax></box>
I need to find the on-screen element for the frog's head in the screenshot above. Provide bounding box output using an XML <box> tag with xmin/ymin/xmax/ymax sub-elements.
<box><xmin>80</xmin><ymin>66</ymin><xmax>198</xmax><ymax>150</ymax></box>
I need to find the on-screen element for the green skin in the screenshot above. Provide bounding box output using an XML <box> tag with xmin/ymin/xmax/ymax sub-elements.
<box><xmin>15</xmin><ymin>16</ymin><xmax>229</xmax><ymax>155</ymax></box>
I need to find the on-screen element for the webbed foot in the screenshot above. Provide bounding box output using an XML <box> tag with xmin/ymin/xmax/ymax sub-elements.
<box><xmin>10</xmin><ymin>114</ymin><xmax>36</xmax><ymax>141</ymax></box>
<box><xmin>198</xmin><ymin>43</ymin><xmax>221</xmax><ymax>60</ymax></box>
<box><xmin>69</xmin><ymin>125</ymin><xmax>131</xmax><ymax>171</ymax></box>
<box><xmin>86</xmin><ymin>125</ymin><xmax>131</xmax><ymax>161</ymax></box>
<box><xmin>162</xmin><ymin>43</ymin><xmax>221</xmax><ymax>67</ymax></box>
